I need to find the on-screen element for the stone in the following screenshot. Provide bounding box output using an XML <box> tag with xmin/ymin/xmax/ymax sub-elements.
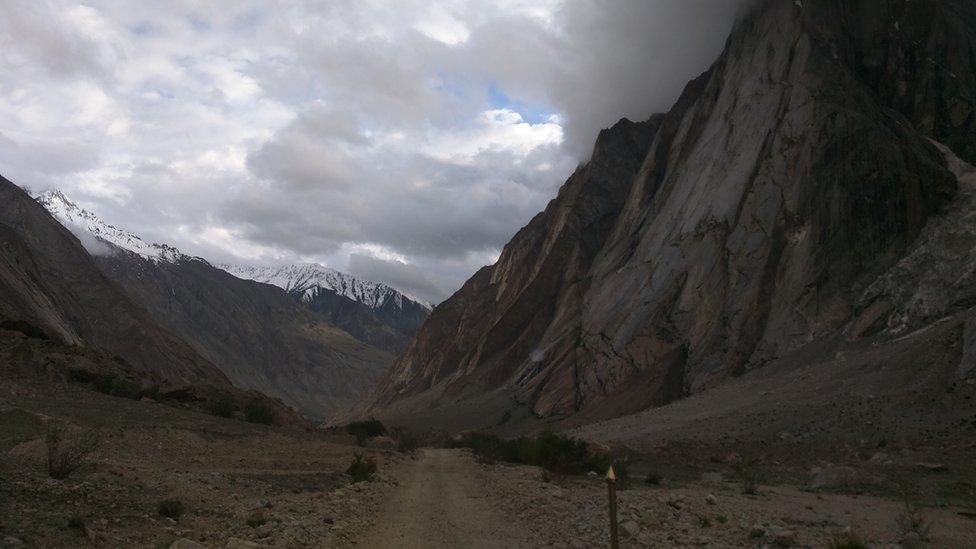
<box><xmin>771</xmin><ymin>529</ymin><xmax>796</xmax><ymax>547</ymax></box>
<box><xmin>254</xmin><ymin>523</ymin><xmax>275</xmax><ymax>538</ymax></box>
<box><xmin>705</xmin><ymin>494</ymin><xmax>718</xmax><ymax>505</ymax></box>
<box><xmin>917</xmin><ymin>462</ymin><xmax>948</xmax><ymax>472</ymax></box>
<box><xmin>619</xmin><ymin>521</ymin><xmax>641</xmax><ymax>538</ymax></box>
<box><xmin>2</xmin><ymin>537</ymin><xmax>24</xmax><ymax>547</ymax></box>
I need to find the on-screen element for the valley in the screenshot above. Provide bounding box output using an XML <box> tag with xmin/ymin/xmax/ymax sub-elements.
<box><xmin>3</xmin><ymin>0</ymin><xmax>976</xmax><ymax>547</ymax></box>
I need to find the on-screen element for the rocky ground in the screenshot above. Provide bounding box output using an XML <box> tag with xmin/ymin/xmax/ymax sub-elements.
<box><xmin>3</xmin><ymin>377</ymin><xmax>975</xmax><ymax>548</ymax></box>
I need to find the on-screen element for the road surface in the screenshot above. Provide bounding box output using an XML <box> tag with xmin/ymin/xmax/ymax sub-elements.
<box><xmin>354</xmin><ymin>448</ymin><xmax>537</xmax><ymax>548</ymax></box>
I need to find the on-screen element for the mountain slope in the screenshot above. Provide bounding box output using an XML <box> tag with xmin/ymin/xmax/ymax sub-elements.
<box><xmin>369</xmin><ymin>0</ymin><xmax>976</xmax><ymax>427</ymax></box>
<box><xmin>35</xmin><ymin>191</ymin><xmax>392</xmax><ymax>419</ymax></box>
<box><xmin>220</xmin><ymin>263</ymin><xmax>431</xmax><ymax>353</ymax></box>
<box><xmin>0</xmin><ymin>177</ymin><xmax>227</xmax><ymax>386</ymax></box>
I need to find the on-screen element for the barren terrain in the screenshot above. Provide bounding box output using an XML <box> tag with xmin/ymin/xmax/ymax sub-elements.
<box><xmin>4</xmin><ymin>377</ymin><xmax>976</xmax><ymax>547</ymax></box>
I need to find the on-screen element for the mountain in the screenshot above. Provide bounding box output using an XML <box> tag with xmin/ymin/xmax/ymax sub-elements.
<box><xmin>34</xmin><ymin>190</ymin><xmax>392</xmax><ymax>419</ymax></box>
<box><xmin>0</xmin><ymin>177</ymin><xmax>226</xmax><ymax>386</ymax></box>
<box><xmin>367</xmin><ymin>0</ymin><xmax>976</xmax><ymax>429</ymax></box>
<box><xmin>220</xmin><ymin>263</ymin><xmax>431</xmax><ymax>352</ymax></box>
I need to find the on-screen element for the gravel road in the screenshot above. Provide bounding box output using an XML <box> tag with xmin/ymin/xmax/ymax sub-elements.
<box><xmin>355</xmin><ymin>448</ymin><xmax>539</xmax><ymax>548</ymax></box>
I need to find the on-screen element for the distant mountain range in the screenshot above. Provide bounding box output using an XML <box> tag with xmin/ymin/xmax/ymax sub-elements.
<box><xmin>30</xmin><ymin>188</ymin><xmax>429</xmax><ymax>418</ymax></box>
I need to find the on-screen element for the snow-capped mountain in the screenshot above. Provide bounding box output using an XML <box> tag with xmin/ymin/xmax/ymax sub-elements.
<box><xmin>219</xmin><ymin>263</ymin><xmax>433</xmax><ymax>312</ymax></box>
<box><xmin>35</xmin><ymin>189</ymin><xmax>185</xmax><ymax>262</ymax></box>
<box><xmin>34</xmin><ymin>188</ymin><xmax>432</xmax><ymax>317</ymax></box>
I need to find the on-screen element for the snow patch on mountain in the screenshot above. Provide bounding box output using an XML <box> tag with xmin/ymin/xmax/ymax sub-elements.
<box><xmin>219</xmin><ymin>263</ymin><xmax>433</xmax><ymax>312</ymax></box>
<box><xmin>35</xmin><ymin>189</ymin><xmax>185</xmax><ymax>262</ymax></box>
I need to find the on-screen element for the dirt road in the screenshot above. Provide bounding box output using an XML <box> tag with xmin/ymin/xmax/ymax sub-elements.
<box><xmin>354</xmin><ymin>448</ymin><xmax>538</xmax><ymax>548</ymax></box>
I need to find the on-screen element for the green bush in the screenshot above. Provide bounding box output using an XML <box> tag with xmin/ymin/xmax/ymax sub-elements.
<box><xmin>347</xmin><ymin>418</ymin><xmax>386</xmax><ymax>446</ymax></box>
<box><xmin>210</xmin><ymin>397</ymin><xmax>235</xmax><ymax>418</ymax></box>
<box><xmin>346</xmin><ymin>453</ymin><xmax>377</xmax><ymax>483</ymax></box>
<box><xmin>91</xmin><ymin>374</ymin><xmax>145</xmax><ymax>400</ymax></box>
<box><xmin>450</xmin><ymin>431</ymin><xmax>627</xmax><ymax>483</ymax></box>
<box><xmin>246</xmin><ymin>511</ymin><xmax>267</xmax><ymax>528</ymax></box>
<box><xmin>67</xmin><ymin>515</ymin><xmax>86</xmax><ymax>532</ymax></box>
<box><xmin>157</xmin><ymin>498</ymin><xmax>185</xmax><ymax>520</ymax></box>
<box><xmin>110</xmin><ymin>377</ymin><xmax>142</xmax><ymax>399</ymax></box>
<box><xmin>243</xmin><ymin>400</ymin><xmax>275</xmax><ymax>425</ymax></box>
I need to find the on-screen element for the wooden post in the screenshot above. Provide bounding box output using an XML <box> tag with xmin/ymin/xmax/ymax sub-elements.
<box><xmin>607</xmin><ymin>466</ymin><xmax>619</xmax><ymax>549</ymax></box>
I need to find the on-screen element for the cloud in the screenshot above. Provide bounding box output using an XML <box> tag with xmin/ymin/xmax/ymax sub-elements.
<box><xmin>346</xmin><ymin>253</ymin><xmax>444</xmax><ymax>304</ymax></box>
<box><xmin>0</xmin><ymin>1</ymin><xmax>748</xmax><ymax>303</ymax></box>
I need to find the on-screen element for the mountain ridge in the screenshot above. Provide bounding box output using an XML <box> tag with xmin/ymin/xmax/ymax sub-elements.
<box><xmin>366</xmin><ymin>0</ymin><xmax>976</xmax><ymax>428</ymax></box>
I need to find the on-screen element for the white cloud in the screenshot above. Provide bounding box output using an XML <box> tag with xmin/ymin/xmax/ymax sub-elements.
<box><xmin>0</xmin><ymin>0</ymin><xmax>745</xmax><ymax>303</ymax></box>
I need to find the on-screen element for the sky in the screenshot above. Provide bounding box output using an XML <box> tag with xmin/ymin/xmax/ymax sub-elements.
<box><xmin>0</xmin><ymin>1</ymin><xmax>745</xmax><ymax>303</ymax></box>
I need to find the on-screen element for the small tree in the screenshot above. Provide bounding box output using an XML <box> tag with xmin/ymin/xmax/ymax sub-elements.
<box><xmin>244</xmin><ymin>400</ymin><xmax>275</xmax><ymax>425</ymax></box>
<box><xmin>157</xmin><ymin>498</ymin><xmax>186</xmax><ymax>520</ymax></box>
<box><xmin>346</xmin><ymin>454</ymin><xmax>377</xmax><ymax>483</ymax></box>
<box><xmin>210</xmin><ymin>397</ymin><xmax>235</xmax><ymax>418</ymax></box>
<box><xmin>347</xmin><ymin>418</ymin><xmax>386</xmax><ymax>446</ymax></box>
<box><xmin>46</xmin><ymin>426</ymin><xmax>100</xmax><ymax>480</ymax></box>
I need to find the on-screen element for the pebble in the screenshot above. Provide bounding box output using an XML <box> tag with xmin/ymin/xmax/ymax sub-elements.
<box><xmin>620</xmin><ymin>520</ymin><xmax>641</xmax><ymax>538</ymax></box>
<box><xmin>225</xmin><ymin>538</ymin><xmax>261</xmax><ymax>549</ymax></box>
<box><xmin>706</xmin><ymin>494</ymin><xmax>718</xmax><ymax>505</ymax></box>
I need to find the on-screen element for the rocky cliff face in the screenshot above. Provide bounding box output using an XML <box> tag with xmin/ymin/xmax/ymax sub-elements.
<box><xmin>0</xmin><ymin>177</ymin><xmax>227</xmax><ymax>386</ymax></box>
<box><xmin>371</xmin><ymin>0</ymin><xmax>976</xmax><ymax>423</ymax></box>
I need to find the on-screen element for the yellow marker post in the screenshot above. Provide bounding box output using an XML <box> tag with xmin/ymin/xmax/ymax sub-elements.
<box><xmin>607</xmin><ymin>466</ymin><xmax>619</xmax><ymax>549</ymax></box>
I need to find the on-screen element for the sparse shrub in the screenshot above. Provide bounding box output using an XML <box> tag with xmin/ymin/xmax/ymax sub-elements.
<box><xmin>210</xmin><ymin>397</ymin><xmax>235</xmax><ymax>418</ymax></box>
<box><xmin>157</xmin><ymin>498</ymin><xmax>185</xmax><ymax>520</ymax></box>
<box><xmin>829</xmin><ymin>532</ymin><xmax>869</xmax><ymax>549</ymax></box>
<box><xmin>246</xmin><ymin>510</ymin><xmax>267</xmax><ymax>528</ymax></box>
<box><xmin>91</xmin><ymin>374</ymin><xmax>145</xmax><ymax>400</ymax></box>
<box><xmin>695</xmin><ymin>514</ymin><xmax>711</xmax><ymax>528</ymax></box>
<box><xmin>735</xmin><ymin>465</ymin><xmax>759</xmax><ymax>495</ymax></box>
<box><xmin>645</xmin><ymin>471</ymin><xmax>662</xmax><ymax>485</ymax></box>
<box><xmin>46</xmin><ymin>426</ymin><xmax>100</xmax><ymax>479</ymax></box>
<box><xmin>67</xmin><ymin>515</ymin><xmax>86</xmax><ymax>531</ymax></box>
<box><xmin>110</xmin><ymin>376</ymin><xmax>142</xmax><ymax>399</ymax></box>
<box><xmin>450</xmin><ymin>431</ymin><xmax>630</xmax><ymax>485</ymax></box>
<box><xmin>346</xmin><ymin>453</ymin><xmax>377</xmax><ymax>483</ymax></box>
<box><xmin>896</xmin><ymin>500</ymin><xmax>932</xmax><ymax>548</ymax></box>
<box><xmin>391</xmin><ymin>428</ymin><xmax>419</xmax><ymax>455</ymax></box>
<box><xmin>243</xmin><ymin>400</ymin><xmax>275</xmax><ymax>425</ymax></box>
<box><xmin>716</xmin><ymin>515</ymin><xmax>728</xmax><ymax>524</ymax></box>
<box><xmin>347</xmin><ymin>418</ymin><xmax>386</xmax><ymax>446</ymax></box>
